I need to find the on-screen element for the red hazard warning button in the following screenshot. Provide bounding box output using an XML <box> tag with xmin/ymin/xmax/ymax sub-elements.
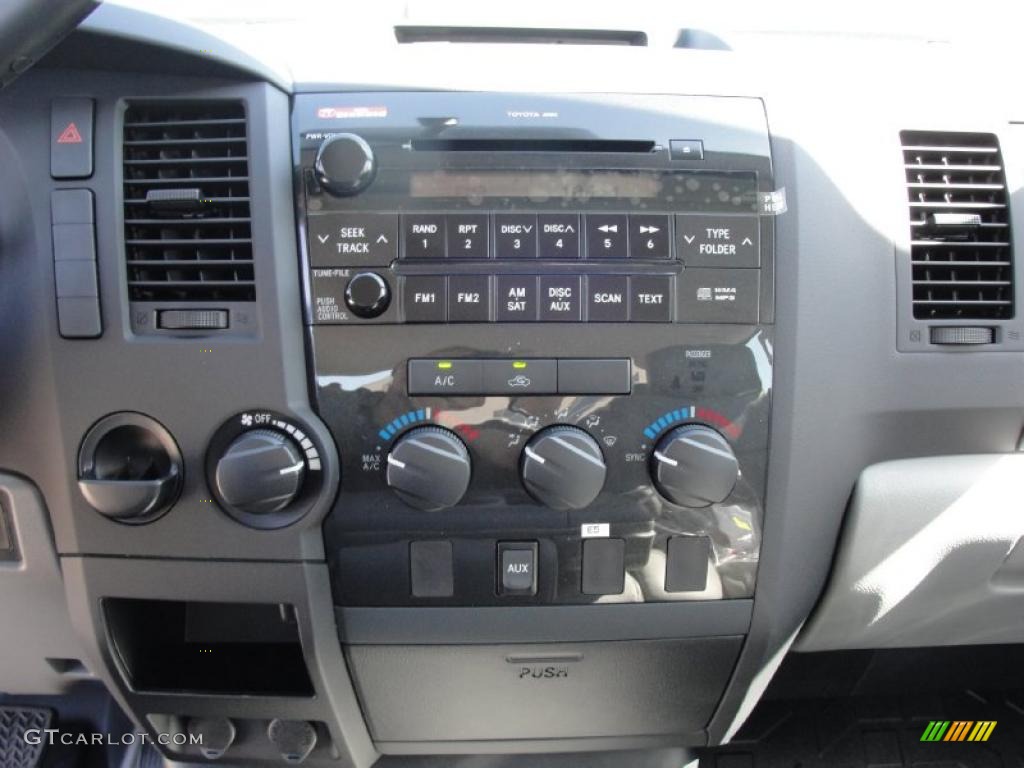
<box><xmin>57</xmin><ymin>123</ymin><xmax>83</xmax><ymax>144</ymax></box>
<box><xmin>51</xmin><ymin>98</ymin><xmax>94</xmax><ymax>179</ymax></box>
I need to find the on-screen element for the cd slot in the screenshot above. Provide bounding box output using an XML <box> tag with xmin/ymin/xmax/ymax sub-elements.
<box><xmin>410</xmin><ymin>138</ymin><xmax>656</xmax><ymax>153</ymax></box>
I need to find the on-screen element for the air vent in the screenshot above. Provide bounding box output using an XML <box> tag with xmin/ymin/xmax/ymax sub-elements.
<box><xmin>902</xmin><ymin>131</ymin><xmax>1013</xmax><ymax>320</ymax></box>
<box><xmin>122</xmin><ymin>101</ymin><xmax>254</xmax><ymax>302</ymax></box>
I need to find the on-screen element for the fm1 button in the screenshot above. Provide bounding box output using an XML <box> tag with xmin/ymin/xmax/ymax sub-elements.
<box><xmin>446</xmin><ymin>215</ymin><xmax>489</xmax><ymax>259</ymax></box>
<box><xmin>408</xmin><ymin>359</ymin><xmax>483</xmax><ymax>395</ymax></box>
<box><xmin>628</xmin><ymin>214</ymin><xmax>671</xmax><ymax>259</ymax></box>
<box><xmin>403</xmin><ymin>276</ymin><xmax>446</xmax><ymax>323</ymax></box>
<box><xmin>495</xmin><ymin>214</ymin><xmax>538</xmax><ymax>259</ymax></box>
<box><xmin>538</xmin><ymin>214</ymin><xmax>580</xmax><ymax>259</ymax></box>
<box><xmin>630</xmin><ymin>275</ymin><xmax>672</xmax><ymax>322</ymax></box>
<box><xmin>586</xmin><ymin>214</ymin><xmax>628</xmax><ymax>259</ymax></box>
<box><xmin>403</xmin><ymin>214</ymin><xmax>446</xmax><ymax>259</ymax></box>
<box><xmin>498</xmin><ymin>542</ymin><xmax>537</xmax><ymax>596</ymax></box>
<box><xmin>676</xmin><ymin>215</ymin><xmax>759</xmax><ymax>268</ymax></box>
<box><xmin>539</xmin><ymin>276</ymin><xmax>582</xmax><ymax>321</ymax></box>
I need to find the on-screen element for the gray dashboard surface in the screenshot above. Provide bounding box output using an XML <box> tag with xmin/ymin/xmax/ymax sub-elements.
<box><xmin>798</xmin><ymin>454</ymin><xmax>1024</xmax><ymax>650</ymax></box>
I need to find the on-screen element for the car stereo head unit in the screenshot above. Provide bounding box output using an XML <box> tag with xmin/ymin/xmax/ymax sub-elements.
<box><xmin>293</xmin><ymin>92</ymin><xmax>773</xmax><ymax>329</ymax></box>
<box><xmin>293</xmin><ymin>92</ymin><xmax>773</xmax><ymax>613</ymax></box>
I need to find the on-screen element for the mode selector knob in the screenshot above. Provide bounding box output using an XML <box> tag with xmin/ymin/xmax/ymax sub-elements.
<box><xmin>652</xmin><ymin>425</ymin><xmax>738</xmax><ymax>508</ymax></box>
<box><xmin>345</xmin><ymin>272</ymin><xmax>390</xmax><ymax>318</ymax></box>
<box><xmin>214</xmin><ymin>429</ymin><xmax>306</xmax><ymax>516</ymax></box>
<box><xmin>521</xmin><ymin>426</ymin><xmax>607</xmax><ymax>510</ymax></box>
<box><xmin>386</xmin><ymin>427</ymin><xmax>472</xmax><ymax>512</ymax></box>
<box><xmin>314</xmin><ymin>133</ymin><xmax>376</xmax><ymax>196</ymax></box>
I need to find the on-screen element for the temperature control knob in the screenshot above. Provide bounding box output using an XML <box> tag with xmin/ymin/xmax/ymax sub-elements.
<box><xmin>651</xmin><ymin>425</ymin><xmax>738</xmax><ymax>507</ymax></box>
<box><xmin>520</xmin><ymin>426</ymin><xmax>607</xmax><ymax>510</ymax></box>
<box><xmin>386</xmin><ymin>427</ymin><xmax>471</xmax><ymax>512</ymax></box>
<box><xmin>314</xmin><ymin>133</ymin><xmax>376</xmax><ymax>196</ymax></box>
<box><xmin>214</xmin><ymin>429</ymin><xmax>306</xmax><ymax>516</ymax></box>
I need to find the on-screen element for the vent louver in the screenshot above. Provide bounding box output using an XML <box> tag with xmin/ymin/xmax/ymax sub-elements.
<box><xmin>902</xmin><ymin>131</ymin><xmax>1013</xmax><ymax>320</ymax></box>
<box><xmin>122</xmin><ymin>101</ymin><xmax>254</xmax><ymax>302</ymax></box>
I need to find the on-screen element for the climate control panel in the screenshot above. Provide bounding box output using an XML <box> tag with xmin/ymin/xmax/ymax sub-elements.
<box><xmin>313</xmin><ymin>325</ymin><xmax>770</xmax><ymax>607</ymax></box>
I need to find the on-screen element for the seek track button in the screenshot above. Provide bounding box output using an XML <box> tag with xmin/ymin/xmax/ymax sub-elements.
<box><xmin>307</xmin><ymin>213</ymin><xmax>398</xmax><ymax>267</ymax></box>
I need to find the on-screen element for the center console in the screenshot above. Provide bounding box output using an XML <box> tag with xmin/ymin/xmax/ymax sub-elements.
<box><xmin>294</xmin><ymin>92</ymin><xmax>775</xmax><ymax>749</ymax></box>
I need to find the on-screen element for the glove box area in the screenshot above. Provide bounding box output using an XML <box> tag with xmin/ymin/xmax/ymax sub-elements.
<box><xmin>346</xmin><ymin>636</ymin><xmax>742</xmax><ymax>746</ymax></box>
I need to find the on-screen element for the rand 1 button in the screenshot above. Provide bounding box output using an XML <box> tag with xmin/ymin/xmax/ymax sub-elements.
<box><xmin>496</xmin><ymin>275</ymin><xmax>538</xmax><ymax>321</ymax></box>
<box><xmin>628</xmin><ymin>214</ymin><xmax>671</xmax><ymax>259</ymax></box>
<box><xmin>446</xmin><ymin>214</ymin><xmax>490</xmax><ymax>259</ymax></box>
<box><xmin>585</xmin><ymin>214</ymin><xmax>628</xmax><ymax>259</ymax></box>
<box><xmin>539</xmin><ymin>276</ymin><xmax>582</xmax><ymax>321</ymax></box>
<box><xmin>677</xmin><ymin>268</ymin><xmax>759</xmax><ymax>324</ymax></box>
<box><xmin>585</xmin><ymin>275</ymin><xmax>629</xmax><ymax>322</ymax></box>
<box><xmin>629</xmin><ymin>275</ymin><xmax>673</xmax><ymax>322</ymax></box>
<box><xmin>408</xmin><ymin>359</ymin><xmax>483</xmax><ymax>395</ymax></box>
<box><xmin>482</xmin><ymin>359</ymin><xmax>557</xmax><ymax>394</ymax></box>
<box><xmin>675</xmin><ymin>214</ymin><xmax>759</xmax><ymax>268</ymax></box>
<box><xmin>495</xmin><ymin>214</ymin><xmax>538</xmax><ymax>259</ymax></box>
<box><xmin>537</xmin><ymin>214</ymin><xmax>581</xmax><ymax>259</ymax></box>
<box><xmin>307</xmin><ymin>212</ymin><xmax>398</xmax><ymax>267</ymax></box>
<box><xmin>448</xmin><ymin>275</ymin><xmax>491</xmax><ymax>322</ymax></box>
<box><xmin>402</xmin><ymin>275</ymin><xmax>447</xmax><ymax>322</ymax></box>
<box><xmin>403</xmin><ymin>214</ymin><xmax>446</xmax><ymax>259</ymax></box>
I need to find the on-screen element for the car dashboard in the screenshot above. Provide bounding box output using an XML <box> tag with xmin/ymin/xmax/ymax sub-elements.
<box><xmin>1</xmin><ymin>4</ymin><xmax>1024</xmax><ymax>766</ymax></box>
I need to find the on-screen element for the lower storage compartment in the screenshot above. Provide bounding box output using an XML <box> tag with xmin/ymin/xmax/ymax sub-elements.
<box><xmin>346</xmin><ymin>636</ymin><xmax>742</xmax><ymax>742</ymax></box>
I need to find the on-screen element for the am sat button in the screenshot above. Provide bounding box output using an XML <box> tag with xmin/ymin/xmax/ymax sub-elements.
<box><xmin>408</xmin><ymin>359</ymin><xmax>483</xmax><ymax>395</ymax></box>
<box><xmin>496</xmin><ymin>275</ymin><xmax>538</xmax><ymax>321</ymax></box>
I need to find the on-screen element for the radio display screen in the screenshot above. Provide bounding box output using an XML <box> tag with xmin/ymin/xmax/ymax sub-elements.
<box><xmin>410</xmin><ymin>170</ymin><xmax>663</xmax><ymax>200</ymax></box>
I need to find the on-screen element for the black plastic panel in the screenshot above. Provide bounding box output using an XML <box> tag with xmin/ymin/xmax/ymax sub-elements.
<box><xmin>347</xmin><ymin>636</ymin><xmax>741</xmax><ymax>743</ymax></box>
<box><xmin>315</xmin><ymin>324</ymin><xmax>771</xmax><ymax>607</ymax></box>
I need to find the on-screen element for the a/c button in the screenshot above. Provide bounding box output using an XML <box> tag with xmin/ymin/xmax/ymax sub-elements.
<box><xmin>408</xmin><ymin>359</ymin><xmax>483</xmax><ymax>395</ymax></box>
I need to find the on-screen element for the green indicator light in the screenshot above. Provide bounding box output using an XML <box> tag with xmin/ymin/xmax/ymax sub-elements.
<box><xmin>437</xmin><ymin>361</ymin><xmax>453</xmax><ymax>370</ymax></box>
<box><xmin>512</xmin><ymin>361</ymin><xmax>528</xmax><ymax>369</ymax></box>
